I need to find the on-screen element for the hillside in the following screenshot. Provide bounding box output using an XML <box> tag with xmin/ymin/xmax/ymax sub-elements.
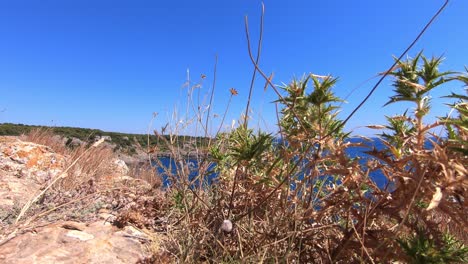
<box><xmin>0</xmin><ymin>123</ymin><xmax>210</xmax><ymax>156</ymax></box>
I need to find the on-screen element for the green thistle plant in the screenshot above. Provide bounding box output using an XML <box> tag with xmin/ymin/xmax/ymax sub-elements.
<box><xmin>397</xmin><ymin>230</ymin><xmax>467</xmax><ymax>263</ymax></box>
<box><xmin>441</xmin><ymin>67</ymin><xmax>468</xmax><ymax>155</ymax></box>
<box><xmin>386</xmin><ymin>52</ymin><xmax>454</xmax><ymax>106</ymax></box>
<box><xmin>386</xmin><ymin>52</ymin><xmax>456</xmax><ymax>147</ymax></box>
<box><xmin>279</xmin><ymin>74</ymin><xmax>345</xmax><ymax>145</ymax></box>
<box><xmin>442</xmin><ymin>93</ymin><xmax>468</xmax><ymax>155</ymax></box>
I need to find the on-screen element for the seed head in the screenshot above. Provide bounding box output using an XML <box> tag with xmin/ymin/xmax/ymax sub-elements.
<box><xmin>220</xmin><ymin>219</ymin><xmax>233</xmax><ymax>233</ymax></box>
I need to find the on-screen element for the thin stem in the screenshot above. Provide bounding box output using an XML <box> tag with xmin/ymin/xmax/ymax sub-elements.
<box><xmin>205</xmin><ymin>55</ymin><xmax>218</xmax><ymax>139</ymax></box>
<box><xmin>324</xmin><ymin>0</ymin><xmax>450</xmax><ymax>139</ymax></box>
<box><xmin>243</xmin><ymin>2</ymin><xmax>265</xmax><ymax>128</ymax></box>
<box><xmin>215</xmin><ymin>94</ymin><xmax>233</xmax><ymax>136</ymax></box>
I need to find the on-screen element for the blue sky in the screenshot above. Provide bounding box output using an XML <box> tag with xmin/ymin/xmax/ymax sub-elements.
<box><xmin>0</xmin><ymin>0</ymin><xmax>467</xmax><ymax>136</ymax></box>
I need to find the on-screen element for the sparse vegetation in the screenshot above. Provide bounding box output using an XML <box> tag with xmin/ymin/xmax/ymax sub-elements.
<box><xmin>138</xmin><ymin>51</ymin><xmax>466</xmax><ymax>263</ymax></box>
<box><xmin>0</xmin><ymin>122</ymin><xmax>210</xmax><ymax>155</ymax></box>
<box><xmin>2</xmin><ymin>42</ymin><xmax>466</xmax><ymax>264</ymax></box>
<box><xmin>0</xmin><ymin>3</ymin><xmax>466</xmax><ymax>263</ymax></box>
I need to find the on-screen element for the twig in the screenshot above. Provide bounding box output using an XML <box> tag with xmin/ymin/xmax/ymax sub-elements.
<box><xmin>324</xmin><ymin>0</ymin><xmax>450</xmax><ymax>139</ymax></box>
<box><xmin>215</xmin><ymin>93</ymin><xmax>234</xmax><ymax>136</ymax></box>
<box><xmin>243</xmin><ymin>11</ymin><xmax>315</xmax><ymax>137</ymax></box>
<box><xmin>243</xmin><ymin>2</ymin><xmax>265</xmax><ymax>128</ymax></box>
<box><xmin>380</xmin><ymin>169</ymin><xmax>427</xmax><ymax>262</ymax></box>
<box><xmin>351</xmin><ymin>218</ymin><xmax>376</xmax><ymax>264</ymax></box>
<box><xmin>205</xmin><ymin>55</ymin><xmax>218</xmax><ymax>139</ymax></box>
<box><xmin>147</xmin><ymin>112</ymin><xmax>158</xmax><ymax>164</ymax></box>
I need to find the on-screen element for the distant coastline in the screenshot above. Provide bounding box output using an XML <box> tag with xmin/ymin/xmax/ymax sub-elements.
<box><xmin>0</xmin><ymin>122</ymin><xmax>211</xmax><ymax>163</ymax></box>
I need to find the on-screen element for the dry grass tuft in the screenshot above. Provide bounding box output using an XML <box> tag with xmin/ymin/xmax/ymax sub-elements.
<box><xmin>128</xmin><ymin>163</ymin><xmax>162</xmax><ymax>189</ymax></box>
<box><xmin>21</xmin><ymin>127</ymin><xmax>116</xmax><ymax>190</ymax></box>
<box><xmin>20</xmin><ymin>127</ymin><xmax>68</xmax><ymax>154</ymax></box>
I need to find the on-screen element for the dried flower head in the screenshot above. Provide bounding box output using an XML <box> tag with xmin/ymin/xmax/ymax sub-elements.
<box><xmin>220</xmin><ymin>219</ymin><xmax>233</xmax><ymax>233</ymax></box>
<box><xmin>229</xmin><ymin>88</ymin><xmax>238</xmax><ymax>96</ymax></box>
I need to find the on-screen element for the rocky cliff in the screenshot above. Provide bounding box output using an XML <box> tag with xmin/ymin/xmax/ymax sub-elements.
<box><xmin>0</xmin><ymin>136</ymin><xmax>165</xmax><ymax>263</ymax></box>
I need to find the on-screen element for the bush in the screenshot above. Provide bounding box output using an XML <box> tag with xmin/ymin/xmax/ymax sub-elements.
<box><xmin>140</xmin><ymin>51</ymin><xmax>467</xmax><ymax>263</ymax></box>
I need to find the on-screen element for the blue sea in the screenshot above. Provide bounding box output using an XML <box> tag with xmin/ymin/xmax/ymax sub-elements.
<box><xmin>154</xmin><ymin>137</ymin><xmax>435</xmax><ymax>189</ymax></box>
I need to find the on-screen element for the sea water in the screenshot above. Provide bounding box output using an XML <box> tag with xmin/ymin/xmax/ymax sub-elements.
<box><xmin>154</xmin><ymin>137</ymin><xmax>435</xmax><ymax>190</ymax></box>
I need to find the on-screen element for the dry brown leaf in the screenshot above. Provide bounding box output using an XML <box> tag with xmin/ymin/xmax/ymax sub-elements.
<box><xmin>426</xmin><ymin>186</ymin><xmax>443</xmax><ymax>211</ymax></box>
<box><xmin>452</xmin><ymin>162</ymin><xmax>467</xmax><ymax>176</ymax></box>
<box><xmin>366</xmin><ymin>125</ymin><xmax>386</xmax><ymax>129</ymax></box>
<box><xmin>400</xmin><ymin>79</ymin><xmax>426</xmax><ymax>91</ymax></box>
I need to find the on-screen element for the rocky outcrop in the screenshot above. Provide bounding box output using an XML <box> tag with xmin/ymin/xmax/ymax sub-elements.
<box><xmin>0</xmin><ymin>137</ymin><xmax>66</xmax><ymax>213</ymax></box>
<box><xmin>0</xmin><ymin>219</ymin><xmax>153</xmax><ymax>264</ymax></box>
<box><xmin>110</xmin><ymin>158</ymin><xmax>129</xmax><ymax>176</ymax></box>
<box><xmin>0</xmin><ymin>220</ymin><xmax>151</xmax><ymax>264</ymax></box>
<box><xmin>0</xmin><ymin>136</ymin><xmax>160</xmax><ymax>263</ymax></box>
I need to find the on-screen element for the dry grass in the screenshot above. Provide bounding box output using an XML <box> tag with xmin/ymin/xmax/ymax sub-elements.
<box><xmin>21</xmin><ymin>128</ymin><xmax>116</xmax><ymax>190</ymax></box>
<box><xmin>20</xmin><ymin>127</ymin><xmax>68</xmax><ymax>154</ymax></box>
<box><xmin>128</xmin><ymin>163</ymin><xmax>162</xmax><ymax>189</ymax></box>
<box><xmin>122</xmin><ymin>15</ymin><xmax>467</xmax><ymax>262</ymax></box>
<box><xmin>8</xmin><ymin>80</ymin><xmax>466</xmax><ymax>263</ymax></box>
<box><xmin>7</xmin><ymin>3</ymin><xmax>466</xmax><ymax>262</ymax></box>
<box><xmin>59</xmin><ymin>143</ymin><xmax>115</xmax><ymax>189</ymax></box>
<box><xmin>139</xmin><ymin>94</ymin><xmax>466</xmax><ymax>263</ymax></box>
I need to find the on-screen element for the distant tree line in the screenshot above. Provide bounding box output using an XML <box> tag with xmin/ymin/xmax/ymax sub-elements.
<box><xmin>0</xmin><ymin>123</ymin><xmax>210</xmax><ymax>155</ymax></box>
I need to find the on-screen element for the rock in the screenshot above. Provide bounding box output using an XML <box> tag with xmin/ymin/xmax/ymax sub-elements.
<box><xmin>98</xmin><ymin>211</ymin><xmax>117</xmax><ymax>223</ymax></box>
<box><xmin>114</xmin><ymin>175</ymin><xmax>152</xmax><ymax>191</ymax></box>
<box><xmin>61</xmin><ymin>221</ymin><xmax>87</xmax><ymax>231</ymax></box>
<box><xmin>95</xmin><ymin>135</ymin><xmax>112</xmax><ymax>142</ymax></box>
<box><xmin>0</xmin><ymin>137</ymin><xmax>66</xmax><ymax>214</ymax></box>
<box><xmin>0</xmin><ymin>136</ymin><xmax>162</xmax><ymax>263</ymax></box>
<box><xmin>65</xmin><ymin>230</ymin><xmax>95</xmax><ymax>241</ymax></box>
<box><xmin>118</xmin><ymin>225</ymin><xmax>150</xmax><ymax>241</ymax></box>
<box><xmin>117</xmin><ymin>149</ymin><xmax>149</xmax><ymax>168</ymax></box>
<box><xmin>1</xmin><ymin>141</ymin><xmax>61</xmax><ymax>169</ymax></box>
<box><xmin>0</xmin><ymin>220</ymin><xmax>153</xmax><ymax>264</ymax></box>
<box><xmin>64</xmin><ymin>137</ymin><xmax>83</xmax><ymax>148</ymax></box>
<box><xmin>111</xmin><ymin>158</ymin><xmax>129</xmax><ymax>176</ymax></box>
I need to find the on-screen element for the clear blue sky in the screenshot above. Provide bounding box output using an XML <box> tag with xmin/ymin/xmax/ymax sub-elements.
<box><xmin>1</xmin><ymin>0</ymin><xmax>467</xmax><ymax>136</ymax></box>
